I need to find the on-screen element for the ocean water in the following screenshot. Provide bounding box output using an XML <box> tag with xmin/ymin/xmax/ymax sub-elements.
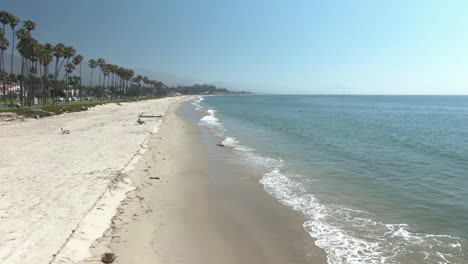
<box><xmin>192</xmin><ymin>95</ymin><xmax>468</xmax><ymax>264</ymax></box>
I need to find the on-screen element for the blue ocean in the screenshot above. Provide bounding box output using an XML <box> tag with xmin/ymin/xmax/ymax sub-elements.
<box><xmin>192</xmin><ymin>95</ymin><xmax>468</xmax><ymax>263</ymax></box>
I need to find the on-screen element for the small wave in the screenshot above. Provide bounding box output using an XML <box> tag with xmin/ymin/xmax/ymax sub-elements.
<box><xmin>220</xmin><ymin>136</ymin><xmax>280</xmax><ymax>169</ymax></box>
<box><xmin>222</xmin><ymin>136</ymin><xmax>239</xmax><ymax>146</ymax></box>
<box><xmin>192</xmin><ymin>96</ymin><xmax>204</xmax><ymax>110</ymax></box>
<box><xmin>199</xmin><ymin>108</ymin><xmax>223</xmax><ymax>128</ymax></box>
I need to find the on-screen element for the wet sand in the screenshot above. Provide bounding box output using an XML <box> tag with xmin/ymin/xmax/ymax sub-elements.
<box><xmin>82</xmin><ymin>101</ymin><xmax>327</xmax><ymax>264</ymax></box>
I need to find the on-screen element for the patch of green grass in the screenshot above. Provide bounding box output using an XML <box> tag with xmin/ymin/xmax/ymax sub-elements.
<box><xmin>0</xmin><ymin>96</ymin><xmax>163</xmax><ymax>118</ymax></box>
<box><xmin>0</xmin><ymin>102</ymin><xmax>104</xmax><ymax>118</ymax></box>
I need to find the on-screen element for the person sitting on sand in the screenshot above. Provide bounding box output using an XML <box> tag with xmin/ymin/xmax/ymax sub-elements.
<box><xmin>60</xmin><ymin>128</ymin><xmax>70</xmax><ymax>134</ymax></box>
<box><xmin>137</xmin><ymin>118</ymin><xmax>145</xmax><ymax>125</ymax></box>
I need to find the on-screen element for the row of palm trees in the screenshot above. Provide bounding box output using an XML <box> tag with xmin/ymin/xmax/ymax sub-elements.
<box><xmin>0</xmin><ymin>10</ymin><xmax>166</xmax><ymax>107</ymax></box>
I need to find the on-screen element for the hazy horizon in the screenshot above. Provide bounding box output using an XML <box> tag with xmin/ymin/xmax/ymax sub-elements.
<box><xmin>3</xmin><ymin>0</ymin><xmax>468</xmax><ymax>95</ymax></box>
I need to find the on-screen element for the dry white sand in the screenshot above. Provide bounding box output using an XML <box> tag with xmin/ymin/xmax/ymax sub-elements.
<box><xmin>0</xmin><ymin>97</ymin><xmax>190</xmax><ymax>264</ymax></box>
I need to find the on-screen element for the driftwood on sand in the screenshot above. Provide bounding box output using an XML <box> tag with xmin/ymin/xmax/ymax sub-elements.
<box><xmin>139</xmin><ymin>113</ymin><xmax>163</xmax><ymax>118</ymax></box>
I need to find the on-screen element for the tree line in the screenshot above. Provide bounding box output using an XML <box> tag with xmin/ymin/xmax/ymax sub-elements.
<box><xmin>0</xmin><ymin>10</ymin><xmax>167</xmax><ymax>108</ymax></box>
<box><xmin>168</xmin><ymin>84</ymin><xmax>251</xmax><ymax>95</ymax></box>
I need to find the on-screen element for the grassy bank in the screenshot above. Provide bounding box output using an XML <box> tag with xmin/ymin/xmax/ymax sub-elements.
<box><xmin>0</xmin><ymin>97</ymin><xmax>162</xmax><ymax>119</ymax></box>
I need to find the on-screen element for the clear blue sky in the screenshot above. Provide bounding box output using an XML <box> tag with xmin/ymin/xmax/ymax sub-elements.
<box><xmin>3</xmin><ymin>0</ymin><xmax>468</xmax><ymax>94</ymax></box>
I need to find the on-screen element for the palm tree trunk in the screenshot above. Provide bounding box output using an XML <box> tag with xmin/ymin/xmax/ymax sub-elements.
<box><xmin>1</xmin><ymin>49</ymin><xmax>6</xmax><ymax>107</ymax></box>
<box><xmin>1</xmin><ymin>24</ymin><xmax>8</xmax><ymax>107</ymax></box>
<box><xmin>45</xmin><ymin>64</ymin><xmax>49</xmax><ymax>105</ymax></box>
<box><xmin>9</xmin><ymin>25</ymin><xmax>16</xmax><ymax>106</ymax></box>
<box><xmin>54</xmin><ymin>57</ymin><xmax>59</xmax><ymax>103</ymax></box>
<box><xmin>20</xmin><ymin>56</ymin><xmax>24</xmax><ymax>105</ymax></box>
<box><xmin>19</xmin><ymin>76</ymin><xmax>23</xmax><ymax>105</ymax></box>
<box><xmin>79</xmin><ymin>63</ymin><xmax>82</xmax><ymax>99</ymax></box>
<box><xmin>89</xmin><ymin>68</ymin><xmax>93</xmax><ymax>87</ymax></box>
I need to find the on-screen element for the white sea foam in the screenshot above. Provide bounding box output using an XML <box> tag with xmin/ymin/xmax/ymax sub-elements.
<box><xmin>200</xmin><ymin>109</ymin><xmax>222</xmax><ymax>128</ymax></box>
<box><xmin>260</xmin><ymin>169</ymin><xmax>467</xmax><ymax>263</ymax></box>
<box><xmin>220</xmin><ymin>137</ymin><xmax>280</xmax><ymax>169</ymax></box>
<box><xmin>222</xmin><ymin>136</ymin><xmax>239</xmax><ymax>146</ymax></box>
<box><xmin>195</xmin><ymin>99</ymin><xmax>468</xmax><ymax>263</ymax></box>
<box><xmin>191</xmin><ymin>96</ymin><xmax>204</xmax><ymax>110</ymax></box>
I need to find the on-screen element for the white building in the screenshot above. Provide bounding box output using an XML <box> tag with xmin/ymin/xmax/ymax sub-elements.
<box><xmin>0</xmin><ymin>84</ymin><xmax>21</xmax><ymax>96</ymax></box>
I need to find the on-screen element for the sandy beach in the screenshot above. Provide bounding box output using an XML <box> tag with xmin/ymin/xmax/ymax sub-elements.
<box><xmin>0</xmin><ymin>97</ymin><xmax>189</xmax><ymax>264</ymax></box>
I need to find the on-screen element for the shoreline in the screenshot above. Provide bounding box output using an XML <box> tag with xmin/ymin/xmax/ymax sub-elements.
<box><xmin>80</xmin><ymin>100</ymin><xmax>327</xmax><ymax>264</ymax></box>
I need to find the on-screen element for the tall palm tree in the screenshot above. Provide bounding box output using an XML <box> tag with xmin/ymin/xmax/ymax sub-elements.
<box><xmin>15</xmin><ymin>20</ymin><xmax>36</xmax><ymax>105</ymax></box>
<box><xmin>23</xmin><ymin>20</ymin><xmax>35</xmax><ymax>32</ymax></box>
<box><xmin>9</xmin><ymin>14</ymin><xmax>19</xmax><ymax>87</ymax></box>
<box><xmin>0</xmin><ymin>29</ymin><xmax>9</xmax><ymax>106</ymax></box>
<box><xmin>142</xmin><ymin>76</ymin><xmax>149</xmax><ymax>96</ymax></box>
<box><xmin>102</xmin><ymin>64</ymin><xmax>110</xmax><ymax>100</ymax></box>
<box><xmin>39</xmin><ymin>43</ymin><xmax>53</xmax><ymax>105</ymax></box>
<box><xmin>88</xmin><ymin>59</ymin><xmax>97</xmax><ymax>98</ymax></box>
<box><xmin>62</xmin><ymin>46</ymin><xmax>76</xmax><ymax>81</ymax></box>
<box><xmin>28</xmin><ymin>39</ymin><xmax>41</xmax><ymax>106</ymax></box>
<box><xmin>96</xmin><ymin>58</ymin><xmax>105</xmax><ymax>87</ymax></box>
<box><xmin>0</xmin><ymin>11</ymin><xmax>10</xmax><ymax>38</ymax></box>
<box><xmin>72</xmin><ymin>54</ymin><xmax>83</xmax><ymax>98</ymax></box>
<box><xmin>52</xmin><ymin>43</ymin><xmax>65</xmax><ymax>100</ymax></box>
<box><xmin>0</xmin><ymin>11</ymin><xmax>10</xmax><ymax>106</ymax></box>
<box><xmin>15</xmin><ymin>27</ymin><xmax>29</xmax><ymax>105</ymax></box>
<box><xmin>156</xmin><ymin>81</ymin><xmax>165</xmax><ymax>97</ymax></box>
<box><xmin>64</xmin><ymin>62</ymin><xmax>75</xmax><ymax>101</ymax></box>
<box><xmin>124</xmin><ymin>69</ymin><xmax>134</xmax><ymax>98</ymax></box>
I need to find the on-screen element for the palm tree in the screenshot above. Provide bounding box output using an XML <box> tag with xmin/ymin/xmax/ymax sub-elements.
<box><xmin>124</xmin><ymin>69</ymin><xmax>134</xmax><ymax>98</ymax></box>
<box><xmin>27</xmin><ymin>38</ymin><xmax>40</xmax><ymax>106</ymax></box>
<box><xmin>8</xmin><ymin>14</ymin><xmax>19</xmax><ymax>89</ymax></box>
<box><xmin>156</xmin><ymin>81</ymin><xmax>165</xmax><ymax>97</ymax></box>
<box><xmin>21</xmin><ymin>20</ymin><xmax>37</xmax><ymax>105</ymax></box>
<box><xmin>62</xmin><ymin>46</ymin><xmax>76</xmax><ymax>80</ymax></box>
<box><xmin>15</xmin><ymin>20</ymin><xmax>37</xmax><ymax>106</ymax></box>
<box><xmin>0</xmin><ymin>11</ymin><xmax>11</xmax><ymax>106</ymax></box>
<box><xmin>72</xmin><ymin>54</ymin><xmax>83</xmax><ymax>98</ymax></box>
<box><xmin>68</xmin><ymin>75</ymin><xmax>80</xmax><ymax>96</ymax></box>
<box><xmin>23</xmin><ymin>20</ymin><xmax>35</xmax><ymax>32</ymax></box>
<box><xmin>142</xmin><ymin>76</ymin><xmax>149</xmax><ymax>96</ymax></box>
<box><xmin>15</xmin><ymin>27</ymin><xmax>29</xmax><ymax>105</ymax></box>
<box><xmin>39</xmin><ymin>43</ymin><xmax>53</xmax><ymax>105</ymax></box>
<box><xmin>96</xmin><ymin>58</ymin><xmax>105</xmax><ymax>87</ymax></box>
<box><xmin>52</xmin><ymin>43</ymin><xmax>65</xmax><ymax>100</ymax></box>
<box><xmin>0</xmin><ymin>29</ymin><xmax>9</xmax><ymax>106</ymax></box>
<box><xmin>102</xmin><ymin>64</ymin><xmax>110</xmax><ymax>100</ymax></box>
<box><xmin>64</xmin><ymin>62</ymin><xmax>75</xmax><ymax>101</ymax></box>
<box><xmin>0</xmin><ymin>11</ymin><xmax>10</xmax><ymax>38</ymax></box>
<box><xmin>88</xmin><ymin>59</ymin><xmax>97</xmax><ymax>98</ymax></box>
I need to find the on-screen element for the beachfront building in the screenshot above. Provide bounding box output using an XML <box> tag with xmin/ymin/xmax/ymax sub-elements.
<box><xmin>167</xmin><ymin>90</ymin><xmax>181</xmax><ymax>97</ymax></box>
<box><xmin>0</xmin><ymin>84</ymin><xmax>21</xmax><ymax>96</ymax></box>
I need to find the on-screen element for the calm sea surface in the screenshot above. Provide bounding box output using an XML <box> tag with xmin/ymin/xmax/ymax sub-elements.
<box><xmin>193</xmin><ymin>95</ymin><xmax>468</xmax><ymax>263</ymax></box>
